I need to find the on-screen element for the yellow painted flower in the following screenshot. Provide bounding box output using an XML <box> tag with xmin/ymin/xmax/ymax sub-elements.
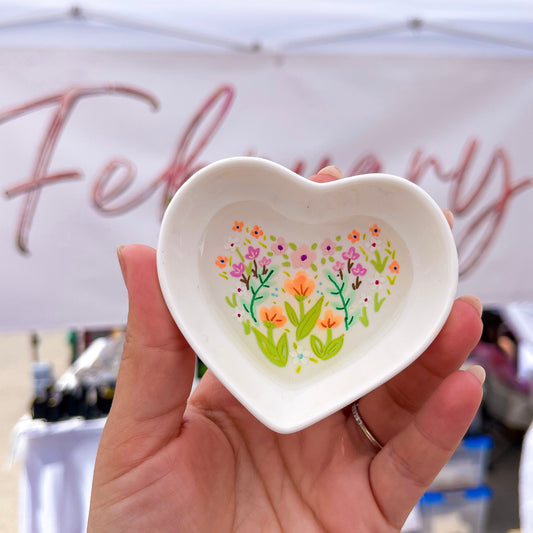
<box><xmin>317</xmin><ymin>309</ymin><xmax>343</xmax><ymax>330</ymax></box>
<box><xmin>215</xmin><ymin>255</ymin><xmax>228</xmax><ymax>268</ymax></box>
<box><xmin>259</xmin><ymin>305</ymin><xmax>287</xmax><ymax>328</ymax></box>
<box><xmin>284</xmin><ymin>271</ymin><xmax>315</xmax><ymax>299</ymax></box>
<box><xmin>369</xmin><ymin>224</ymin><xmax>381</xmax><ymax>237</ymax></box>
<box><xmin>250</xmin><ymin>225</ymin><xmax>264</xmax><ymax>239</ymax></box>
<box><xmin>347</xmin><ymin>229</ymin><xmax>360</xmax><ymax>243</ymax></box>
<box><xmin>389</xmin><ymin>260</ymin><xmax>400</xmax><ymax>274</ymax></box>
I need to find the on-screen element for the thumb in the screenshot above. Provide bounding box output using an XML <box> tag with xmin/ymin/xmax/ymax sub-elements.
<box><xmin>99</xmin><ymin>245</ymin><xmax>196</xmax><ymax>467</ymax></box>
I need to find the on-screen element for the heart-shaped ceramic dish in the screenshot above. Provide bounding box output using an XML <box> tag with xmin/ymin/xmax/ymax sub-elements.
<box><xmin>157</xmin><ymin>157</ymin><xmax>457</xmax><ymax>433</ymax></box>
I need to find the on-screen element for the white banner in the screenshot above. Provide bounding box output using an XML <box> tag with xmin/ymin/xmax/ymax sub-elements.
<box><xmin>1</xmin><ymin>48</ymin><xmax>532</xmax><ymax>330</ymax></box>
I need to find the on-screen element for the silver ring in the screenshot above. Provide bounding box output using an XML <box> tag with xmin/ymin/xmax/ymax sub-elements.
<box><xmin>351</xmin><ymin>402</ymin><xmax>383</xmax><ymax>450</ymax></box>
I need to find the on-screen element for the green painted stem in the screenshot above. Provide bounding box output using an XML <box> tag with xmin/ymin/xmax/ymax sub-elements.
<box><xmin>249</xmin><ymin>269</ymin><xmax>274</xmax><ymax>323</ymax></box>
<box><xmin>327</xmin><ymin>274</ymin><xmax>351</xmax><ymax>331</ymax></box>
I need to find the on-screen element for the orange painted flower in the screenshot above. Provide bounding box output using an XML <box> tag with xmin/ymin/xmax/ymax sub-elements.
<box><xmin>233</xmin><ymin>220</ymin><xmax>244</xmax><ymax>232</ymax></box>
<box><xmin>317</xmin><ymin>309</ymin><xmax>343</xmax><ymax>330</ymax></box>
<box><xmin>347</xmin><ymin>229</ymin><xmax>360</xmax><ymax>243</ymax></box>
<box><xmin>215</xmin><ymin>255</ymin><xmax>229</xmax><ymax>268</ymax></box>
<box><xmin>259</xmin><ymin>305</ymin><xmax>287</xmax><ymax>328</ymax></box>
<box><xmin>369</xmin><ymin>224</ymin><xmax>381</xmax><ymax>237</ymax></box>
<box><xmin>389</xmin><ymin>260</ymin><xmax>400</xmax><ymax>274</ymax></box>
<box><xmin>250</xmin><ymin>224</ymin><xmax>263</xmax><ymax>239</ymax></box>
<box><xmin>284</xmin><ymin>271</ymin><xmax>315</xmax><ymax>300</ymax></box>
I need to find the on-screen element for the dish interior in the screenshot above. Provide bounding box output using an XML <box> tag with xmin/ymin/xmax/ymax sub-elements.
<box><xmin>199</xmin><ymin>200</ymin><xmax>413</xmax><ymax>388</ymax></box>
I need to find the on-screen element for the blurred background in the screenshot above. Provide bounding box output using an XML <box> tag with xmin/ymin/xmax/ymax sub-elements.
<box><xmin>1</xmin><ymin>0</ymin><xmax>532</xmax><ymax>531</ymax></box>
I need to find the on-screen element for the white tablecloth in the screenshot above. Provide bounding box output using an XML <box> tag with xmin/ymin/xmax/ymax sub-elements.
<box><xmin>10</xmin><ymin>416</ymin><xmax>105</xmax><ymax>533</ymax></box>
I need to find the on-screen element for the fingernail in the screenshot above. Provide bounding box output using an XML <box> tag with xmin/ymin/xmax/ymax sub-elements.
<box><xmin>117</xmin><ymin>245</ymin><xmax>127</xmax><ymax>281</ymax></box>
<box><xmin>442</xmin><ymin>209</ymin><xmax>454</xmax><ymax>228</ymax></box>
<box><xmin>458</xmin><ymin>295</ymin><xmax>483</xmax><ymax>317</ymax></box>
<box><xmin>466</xmin><ymin>364</ymin><xmax>486</xmax><ymax>385</ymax></box>
<box><xmin>317</xmin><ymin>165</ymin><xmax>343</xmax><ymax>180</ymax></box>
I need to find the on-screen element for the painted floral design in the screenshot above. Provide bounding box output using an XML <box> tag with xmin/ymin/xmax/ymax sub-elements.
<box><xmin>290</xmin><ymin>244</ymin><xmax>316</xmax><ymax>269</ymax></box>
<box><xmin>272</xmin><ymin>237</ymin><xmax>288</xmax><ymax>255</ymax></box>
<box><xmin>250</xmin><ymin>225</ymin><xmax>264</xmax><ymax>239</ymax></box>
<box><xmin>370</xmin><ymin>224</ymin><xmax>381</xmax><ymax>237</ymax></box>
<box><xmin>348</xmin><ymin>230</ymin><xmax>360</xmax><ymax>243</ymax></box>
<box><xmin>215</xmin><ymin>255</ymin><xmax>229</xmax><ymax>268</ymax></box>
<box><xmin>320</xmin><ymin>238</ymin><xmax>336</xmax><ymax>256</ymax></box>
<box><xmin>216</xmin><ymin>221</ymin><xmax>402</xmax><ymax>373</ymax></box>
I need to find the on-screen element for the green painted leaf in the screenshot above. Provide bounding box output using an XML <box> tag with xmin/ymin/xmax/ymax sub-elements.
<box><xmin>319</xmin><ymin>334</ymin><xmax>344</xmax><ymax>360</ymax></box>
<box><xmin>359</xmin><ymin>306</ymin><xmax>369</xmax><ymax>327</ymax></box>
<box><xmin>270</xmin><ymin>235</ymin><xmax>276</xmax><ymax>241</ymax></box>
<box><xmin>328</xmin><ymin>256</ymin><xmax>335</xmax><ymax>262</ymax></box>
<box><xmin>245</xmin><ymin>262</ymin><xmax>253</xmax><ymax>276</ymax></box>
<box><xmin>335</xmin><ymin>246</ymin><xmax>342</xmax><ymax>251</ymax></box>
<box><xmin>310</xmin><ymin>335</ymin><xmax>324</xmax><ymax>357</ymax></box>
<box><xmin>310</xmin><ymin>263</ymin><xmax>318</xmax><ymax>272</ymax></box>
<box><xmin>276</xmin><ymin>333</ymin><xmax>289</xmax><ymax>366</ymax></box>
<box><xmin>371</xmin><ymin>251</ymin><xmax>389</xmax><ymax>273</ymax></box>
<box><xmin>284</xmin><ymin>301</ymin><xmax>299</xmax><ymax>327</ymax></box>
<box><xmin>252</xmin><ymin>327</ymin><xmax>287</xmax><ymax>367</ymax></box>
<box><xmin>282</xmin><ymin>261</ymin><xmax>291</xmax><ymax>267</ymax></box>
<box><xmin>243</xmin><ymin>320</ymin><xmax>251</xmax><ymax>335</ymax></box>
<box><xmin>335</xmin><ymin>235</ymin><xmax>341</xmax><ymax>241</ymax></box>
<box><xmin>321</xmin><ymin>257</ymin><xmax>326</xmax><ymax>265</ymax></box>
<box><xmin>387</xmin><ymin>275</ymin><xmax>397</xmax><ymax>285</ymax></box>
<box><xmin>289</xmin><ymin>242</ymin><xmax>297</xmax><ymax>250</ymax></box>
<box><xmin>296</xmin><ymin>296</ymin><xmax>324</xmax><ymax>340</ymax></box>
<box><xmin>311</xmin><ymin>243</ymin><xmax>318</xmax><ymax>250</ymax></box>
<box><xmin>374</xmin><ymin>292</ymin><xmax>386</xmax><ymax>312</ymax></box>
<box><xmin>225</xmin><ymin>295</ymin><xmax>237</xmax><ymax>308</ymax></box>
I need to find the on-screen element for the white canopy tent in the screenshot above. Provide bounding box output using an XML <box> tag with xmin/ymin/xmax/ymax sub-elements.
<box><xmin>0</xmin><ymin>0</ymin><xmax>532</xmax><ymax>54</ymax></box>
<box><xmin>1</xmin><ymin>0</ymin><xmax>532</xmax><ymax>330</ymax></box>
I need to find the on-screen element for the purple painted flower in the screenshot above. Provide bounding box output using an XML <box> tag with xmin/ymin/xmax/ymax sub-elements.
<box><xmin>271</xmin><ymin>237</ymin><xmax>288</xmax><ymax>255</ymax></box>
<box><xmin>245</xmin><ymin>246</ymin><xmax>260</xmax><ymax>260</ymax></box>
<box><xmin>258</xmin><ymin>256</ymin><xmax>272</xmax><ymax>267</ymax></box>
<box><xmin>332</xmin><ymin>261</ymin><xmax>345</xmax><ymax>272</ymax></box>
<box><xmin>290</xmin><ymin>244</ymin><xmax>316</xmax><ymax>269</ymax></box>
<box><xmin>320</xmin><ymin>238</ymin><xmax>336</xmax><ymax>256</ymax></box>
<box><xmin>351</xmin><ymin>263</ymin><xmax>367</xmax><ymax>276</ymax></box>
<box><xmin>230</xmin><ymin>262</ymin><xmax>245</xmax><ymax>278</ymax></box>
<box><xmin>342</xmin><ymin>246</ymin><xmax>360</xmax><ymax>261</ymax></box>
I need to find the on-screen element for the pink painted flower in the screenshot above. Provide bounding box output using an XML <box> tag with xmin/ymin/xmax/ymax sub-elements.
<box><xmin>332</xmin><ymin>261</ymin><xmax>345</xmax><ymax>272</ymax></box>
<box><xmin>342</xmin><ymin>246</ymin><xmax>360</xmax><ymax>261</ymax></box>
<box><xmin>258</xmin><ymin>256</ymin><xmax>272</xmax><ymax>267</ymax></box>
<box><xmin>271</xmin><ymin>237</ymin><xmax>288</xmax><ymax>255</ymax></box>
<box><xmin>230</xmin><ymin>262</ymin><xmax>245</xmax><ymax>278</ymax></box>
<box><xmin>290</xmin><ymin>244</ymin><xmax>316</xmax><ymax>269</ymax></box>
<box><xmin>245</xmin><ymin>246</ymin><xmax>260</xmax><ymax>260</ymax></box>
<box><xmin>351</xmin><ymin>263</ymin><xmax>367</xmax><ymax>276</ymax></box>
<box><xmin>320</xmin><ymin>238</ymin><xmax>336</xmax><ymax>256</ymax></box>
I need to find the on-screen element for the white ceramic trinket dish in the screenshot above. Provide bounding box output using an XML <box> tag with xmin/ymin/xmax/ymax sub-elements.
<box><xmin>157</xmin><ymin>157</ymin><xmax>457</xmax><ymax>433</ymax></box>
